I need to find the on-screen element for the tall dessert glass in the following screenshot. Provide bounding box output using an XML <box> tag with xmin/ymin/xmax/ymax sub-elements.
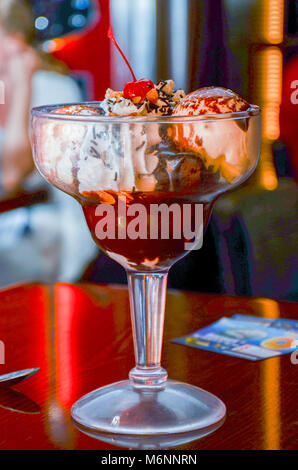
<box><xmin>31</xmin><ymin>104</ymin><xmax>260</xmax><ymax>439</ymax></box>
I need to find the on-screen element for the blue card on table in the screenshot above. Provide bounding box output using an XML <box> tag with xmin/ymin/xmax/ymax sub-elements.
<box><xmin>173</xmin><ymin>315</ymin><xmax>298</xmax><ymax>361</ymax></box>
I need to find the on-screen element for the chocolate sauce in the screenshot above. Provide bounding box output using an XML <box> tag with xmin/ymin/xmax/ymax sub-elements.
<box><xmin>80</xmin><ymin>190</ymin><xmax>213</xmax><ymax>271</ymax></box>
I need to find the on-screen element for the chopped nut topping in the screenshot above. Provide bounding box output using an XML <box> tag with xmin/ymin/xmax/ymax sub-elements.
<box><xmin>146</xmin><ymin>88</ymin><xmax>158</xmax><ymax>103</ymax></box>
<box><xmin>161</xmin><ymin>79</ymin><xmax>175</xmax><ymax>95</ymax></box>
<box><xmin>102</xmin><ymin>79</ymin><xmax>186</xmax><ymax>116</ymax></box>
<box><xmin>105</xmin><ymin>89</ymin><xmax>123</xmax><ymax>101</ymax></box>
<box><xmin>132</xmin><ymin>96</ymin><xmax>142</xmax><ymax>104</ymax></box>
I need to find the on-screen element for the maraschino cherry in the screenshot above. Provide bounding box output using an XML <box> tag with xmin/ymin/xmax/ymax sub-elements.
<box><xmin>107</xmin><ymin>26</ymin><xmax>154</xmax><ymax>101</ymax></box>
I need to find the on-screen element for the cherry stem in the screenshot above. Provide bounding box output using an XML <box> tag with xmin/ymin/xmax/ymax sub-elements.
<box><xmin>108</xmin><ymin>26</ymin><xmax>136</xmax><ymax>82</ymax></box>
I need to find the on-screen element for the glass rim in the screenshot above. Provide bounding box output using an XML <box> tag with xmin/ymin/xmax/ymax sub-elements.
<box><xmin>31</xmin><ymin>102</ymin><xmax>260</xmax><ymax>124</ymax></box>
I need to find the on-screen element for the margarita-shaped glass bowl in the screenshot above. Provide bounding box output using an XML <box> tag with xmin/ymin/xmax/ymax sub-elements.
<box><xmin>31</xmin><ymin>104</ymin><xmax>260</xmax><ymax>442</ymax></box>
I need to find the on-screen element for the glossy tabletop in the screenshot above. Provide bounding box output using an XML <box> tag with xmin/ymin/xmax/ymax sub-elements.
<box><xmin>0</xmin><ymin>282</ymin><xmax>297</xmax><ymax>450</ymax></box>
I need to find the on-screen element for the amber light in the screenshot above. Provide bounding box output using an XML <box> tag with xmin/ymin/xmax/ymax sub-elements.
<box><xmin>259</xmin><ymin>143</ymin><xmax>278</xmax><ymax>190</ymax></box>
<box><xmin>257</xmin><ymin>47</ymin><xmax>283</xmax><ymax>141</ymax></box>
<box><xmin>253</xmin><ymin>46</ymin><xmax>283</xmax><ymax>191</ymax></box>
<box><xmin>250</xmin><ymin>0</ymin><xmax>284</xmax><ymax>190</ymax></box>
<box><xmin>262</xmin><ymin>0</ymin><xmax>284</xmax><ymax>44</ymax></box>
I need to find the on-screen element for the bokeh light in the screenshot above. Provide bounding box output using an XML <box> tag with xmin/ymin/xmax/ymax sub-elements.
<box><xmin>35</xmin><ymin>16</ymin><xmax>49</xmax><ymax>31</ymax></box>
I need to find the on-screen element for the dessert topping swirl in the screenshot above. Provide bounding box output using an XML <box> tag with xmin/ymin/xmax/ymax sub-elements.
<box><xmin>102</xmin><ymin>79</ymin><xmax>185</xmax><ymax>116</ymax></box>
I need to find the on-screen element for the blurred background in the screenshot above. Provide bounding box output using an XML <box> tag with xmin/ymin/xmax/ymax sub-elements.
<box><xmin>0</xmin><ymin>0</ymin><xmax>297</xmax><ymax>301</ymax></box>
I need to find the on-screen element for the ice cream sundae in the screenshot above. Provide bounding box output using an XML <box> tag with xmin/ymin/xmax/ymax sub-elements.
<box><xmin>30</xmin><ymin>26</ymin><xmax>261</xmax><ymax>439</ymax></box>
<box><xmin>31</xmin><ymin>27</ymin><xmax>260</xmax><ymax>270</ymax></box>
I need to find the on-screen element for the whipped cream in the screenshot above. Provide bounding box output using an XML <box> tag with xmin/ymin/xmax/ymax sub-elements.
<box><xmin>74</xmin><ymin>80</ymin><xmax>186</xmax><ymax>193</ymax></box>
<box><xmin>34</xmin><ymin>119</ymin><xmax>87</xmax><ymax>192</ymax></box>
<box><xmin>77</xmin><ymin>122</ymin><xmax>161</xmax><ymax>193</ymax></box>
<box><xmin>100</xmin><ymin>96</ymin><xmax>146</xmax><ymax>116</ymax></box>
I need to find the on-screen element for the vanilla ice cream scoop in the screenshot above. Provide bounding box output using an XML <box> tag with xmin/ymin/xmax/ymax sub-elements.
<box><xmin>173</xmin><ymin>87</ymin><xmax>249</xmax><ymax>116</ymax></box>
<box><xmin>171</xmin><ymin>87</ymin><xmax>252</xmax><ymax>182</ymax></box>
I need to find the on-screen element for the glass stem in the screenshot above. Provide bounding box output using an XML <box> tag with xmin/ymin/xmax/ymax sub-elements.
<box><xmin>127</xmin><ymin>271</ymin><xmax>168</xmax><ymax>390</ymax></box>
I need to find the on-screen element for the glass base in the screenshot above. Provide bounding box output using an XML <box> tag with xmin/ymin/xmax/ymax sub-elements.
<box><xmin>71</xmin><ymin>379</ymin><xmax>226</xmax><ymax>444</ymax></box>
<box><xmin>72</xmin><ymin>420</ymin><xmax>225</xmax><ymax>450</ymax></box>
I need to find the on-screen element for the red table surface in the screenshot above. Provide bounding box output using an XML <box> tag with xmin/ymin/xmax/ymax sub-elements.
<box><xmin>0</xmin><ymin>282</ymin><xmax>297</xmax><ymax>450</ymax></box>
